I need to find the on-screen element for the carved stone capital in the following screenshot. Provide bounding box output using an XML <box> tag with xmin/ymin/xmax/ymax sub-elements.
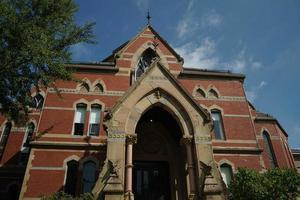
<box><xmin>126</xmin><ymin>134</ymin><xmax>137</xmax><ymax>145</ymax></box>
<box><xmin>180</xmin><ymin>135</ymin><xmax>193</xmax><ymax>145</ymax></box>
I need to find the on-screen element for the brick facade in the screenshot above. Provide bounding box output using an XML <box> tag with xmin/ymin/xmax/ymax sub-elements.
<box><xmin>0</xmin><ymin>25</ymin><xmax>295</xmax><ymax>200</ymax></box>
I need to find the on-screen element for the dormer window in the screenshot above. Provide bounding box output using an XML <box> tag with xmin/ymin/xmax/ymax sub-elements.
<box><xmin>135</xmin><ymin>48</ymin><xmax>158</xmax><ymax>80</ymax></box>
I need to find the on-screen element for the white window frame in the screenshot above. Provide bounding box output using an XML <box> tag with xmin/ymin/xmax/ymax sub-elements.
<box><xmin>87</xmin><ymin>104</ymin><xmax>101</xmax><ymax>136</ymax></box>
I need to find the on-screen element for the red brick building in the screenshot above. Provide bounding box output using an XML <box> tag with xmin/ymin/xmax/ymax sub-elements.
<box><xmin>0</xmin><ymin>25</ymin><xmax>295</xmax><ymax>200</ymax></box>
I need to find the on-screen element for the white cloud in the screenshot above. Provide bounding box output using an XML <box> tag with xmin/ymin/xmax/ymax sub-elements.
<box><xmin>176</xmin><ymin>16</ymin><xmax>194</xmax><ymax>39</ymax></box>
<box><xmin>258</xmin><ymin>81</ymin><xmax>267</xmax><ymax>88</ymax></box>
<box><xmin>245</xmin><ymin>81</ymin><xmax>268</xmax><ymax>102</ymax></box>
<box><xmin>175</xmin><ymin>38</ymin><xmax>262</xmax><ymax>73</ymax></box>
<box><xmin>175</xmin><ymin>38</ymin><xmax>219</xmax><ymax>69</ymax></box>
<box><xmin>201</xmin><ymin>10</ymin><xmax>223</xmax><ymax>28</ymax></box>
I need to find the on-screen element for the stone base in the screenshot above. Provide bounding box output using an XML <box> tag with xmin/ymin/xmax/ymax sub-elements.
<box><xmin>124</xmin><ymin>191</ymin><xmax>134</xmax><ymax>200</ymax></box>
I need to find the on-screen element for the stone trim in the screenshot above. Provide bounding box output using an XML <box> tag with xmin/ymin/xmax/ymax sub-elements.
<box><xmin>223</xmin><ymin>114</ymin><xmax>250</xmax><ymax>118</ymax></box>
<box><xmin>213</xmin><ymin>146</ymin><xmax>263</xmax><ymax>154</ymax></box>
<box><xmin>48</xmin><ymin>88</ymin><xmax>125</xmax><ymax>96</ymax></box>
<box><xmin>212</xmin><ymin>139</ymin><xmax>257</xmax><ymax>144</ymax></box>
<box><xmin>30</xmin><ymin>141</ymin><xmax>106</xmax><ymax>150</ymax></box>
<box><xmin>31</xmin><ymin>166</ymin><xmax>64</xmax><ymax>170</ymax></box>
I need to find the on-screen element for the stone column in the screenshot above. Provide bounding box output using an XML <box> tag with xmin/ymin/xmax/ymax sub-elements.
<box><xmin>125</xmin><ymin>134</ymin><xmax>137</xmax><ymax>200</ymax></box>
<box><xmin>181</xmin><ymin>135</ymin><xmax>196</xmax><ymax>200</ymax></box>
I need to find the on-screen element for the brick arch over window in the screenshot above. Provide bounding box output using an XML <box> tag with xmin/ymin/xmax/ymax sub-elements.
<box><xmin>130</xmin><ymin>42</ymin><xmax>169</xmax><ymax>70</ymax></box>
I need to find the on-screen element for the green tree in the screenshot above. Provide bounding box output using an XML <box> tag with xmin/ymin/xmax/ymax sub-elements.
<box><xmin>229</xmin><ymin>168</ymin><xmax>300</xmax><ymax>200</ymax></box>
<box><xmin>0</xmin><ymin>0</ymin><xmax>95</xmax><ymax>124</ymax></box>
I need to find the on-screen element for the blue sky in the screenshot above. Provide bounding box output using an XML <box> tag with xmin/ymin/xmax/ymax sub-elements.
<box><xmin>72</xmin><ymin>0</ymin><xmax>300</xmax><ymax>148</ymax></box>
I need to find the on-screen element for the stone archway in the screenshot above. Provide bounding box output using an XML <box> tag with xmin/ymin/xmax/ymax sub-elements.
<box><xmin>100</xmin><ymin>61</ymin><xmax>225</xmax><ymax>200</ymax></box>
<box><xmin>133</xmin><ymin>106</ymin><xmax>188</xmax><ymax>200</ymax></box>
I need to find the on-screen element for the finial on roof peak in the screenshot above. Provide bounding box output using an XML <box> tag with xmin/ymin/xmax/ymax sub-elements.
<box><xmin>146</xmin><ymin>9</ymin><xmax>151</xmax><ymax>25</ymax></box>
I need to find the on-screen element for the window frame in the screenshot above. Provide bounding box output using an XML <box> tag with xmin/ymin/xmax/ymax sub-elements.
<box><xmin>262</xmin><ymin>131</ymin><xmax>278</xmax><ymax>168</ymax></box>
<box><xmin>81</xmin><ymin>160</ymin><xmax>97</xmax><ymax>193</ymax></box>
<box><xmin>87</xmin><ymin>104</ymin><xmax>101</xmax><ymax>137</ymax></box>
<box><xmin>211</xmin><ymin>109</ymin><xmax>226</xmax><ymax>140</ymax></box>
<box><xmin>73</xmin><ymin>103</ymin><xmax>87</xmax><ymax>136</ymax></box>
<box><xmin>64</xmin><ymin>160</ymin><xmax>79</xmax><ymax>196</ymax></box>
<box><xmin>0</xmin><ymin>122</ymin><xmax>12</xmax><ymax>157</ymax></box>
<box><xmin>220</xmin><ymin>163</ymin><xmax>233</xmax><ymax>187</ymax></box>
<box><xmin>20</xmin><ymin>122</ymin><xmax>35</xmax><ymax>153</ymax></box>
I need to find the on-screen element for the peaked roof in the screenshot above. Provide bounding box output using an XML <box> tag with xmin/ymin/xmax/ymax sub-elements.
<box><xmin>102</xmin><ymin>25</ymin><xmax>183</xmax><ymax>63</ymax></box>
<box><xmin>110</xmin><ymin>58</ymin><xmax>211</xmax><ymax>123</ymax></box>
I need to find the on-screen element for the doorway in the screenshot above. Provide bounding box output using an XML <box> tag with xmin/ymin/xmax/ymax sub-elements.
<box><xmin>133</xmin><ymin>161</ymin><xmax>170</xmax><ymax>200</ymax></box>
<box><xmin>133</xmin><ymin>106</ymin><xmax>187</xmax><ymax>199</ymax></box>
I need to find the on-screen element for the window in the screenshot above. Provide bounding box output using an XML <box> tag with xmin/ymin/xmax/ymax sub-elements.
<box><xmin>0</xmin><ymin>122</ymin><xmax>12</xmax><ymax>157</ymax></box>
<box><xmin>79</xmin><ymin>83</ymin><xmax>90</xmax><ymax>93</ymax></box>
<box><xmin>31</xmin><ymin>94</ymin><xmax>44</xmax><ymax>109</ymax></box>
<box><xmin>211</xmin><ymin>110</ymin><xmax>225</xmax><ymax>140</ymax></box>
<box><xmin>220</xmin><ymin>164</ymin><xmax>233</xmax><ymax>187</ymax></box>
<box><xmin>208</xmin><ymin>89</ymin><xmax>219</xmax><ymax>98</ymax></box>
<box><xmin>88</xmin><ymin>104</ymin><xmax>101</xmax><ymax>136</ymax></box>
<box><xmin>21</xmin><ymin>123</ymin><xmax>35</xmax><ymax>153</ymax></box>
<box><xmin>94</xmin><ymin>83</ymin><xmax>104</xmax><ymax>93</ymax></box>
<box><xmin>82</xmin><ymin>161</ymin><xmax>97</xmax><ymax>193</ymax></box>
<box><xmin>65</xmin><ymin>160</ymin><xmax>79</xmax><ymax>196</ymax></box>
<box><xmin>196</xmin><ymin>88</ymin><xmax>206</xmax><ymax>98</ymax></box>
<box><xmin>262</xmin><ymin>131</ymin><xmax>277</xmax><ymax>168</ymax></box>
<box><xmin>74</xmin><ymin>103</ymin><xmax>87</xmax><ymax>135</ymax></box>
<box><xmin>135</xmin><ymin>48</ymin><xmax>158</xmax><ymax>80</ymax></box>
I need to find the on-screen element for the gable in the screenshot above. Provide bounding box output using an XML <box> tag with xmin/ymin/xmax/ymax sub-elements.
<box><xmin>110</xmin><ymin>25</ymin><xmax>184</xmax><ymax>71</ymax></box>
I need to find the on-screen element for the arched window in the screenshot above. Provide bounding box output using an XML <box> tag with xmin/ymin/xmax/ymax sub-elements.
<box><xmin>262</xmin><ymin>131</ymin><xmax>277</xmax><ymax>168</ymax></box>
<box><xmin>211</xmin><ymin>109</ymin><xmax>225</xmax><ymax>140</ymax></box>
<box><xmin>0</xmin><ymin>122</ymin><xmax>12</xmax><ymax>157</ymax></box>
<box><xmin>74</xmin><ymin>103</ymin><xmax>87</xmax><ymax>135</ymax></box>
<box><xmin>208</xmin><ymin>89</ymin><xmax>219</xmax><ymax>98</ymax></box>
<box><xmin>196</xmin><ymin>88</ymin><xmax>206</xmax><ymax>98</ymax></box>
<box><xmin>88</xmin><ymin>104</ymin><xmax>101</xmax><ymax>136</ymax></box>
<box><xmin>82</xmin><ymin>161</ymin><xmax>97</xmax><ymax>193</ymax></box>
<box><xmin>64</xmin><ymin>160</ymin><xmax>79</xmax><ymax>196</ymax></box>
<box><xmin>21</xmin><ymin>122</ymin><xmax>35</xmax><ymax>152</ymax></box>
<box><xmin>79</xmin><ymin>83</ymin><xmax>90</xmax><ymax>93</ymax></box>
<box><xmin>135</xmin><ymin>48</ymin><xmax>158</xmax><ymax>80</ymax></box>
<box><xmin>31</xmin><ymin>93</ymin><xmax>44</xmax><ymax>109</ymax></box>
<box><xmin>220</xmin><ymin>163</ymin><xmax>233</xmax><ymax>187</ymax></box>
<box><xmin>94</xmin><ymin>83</ymin><xmax>104</xmax><ymax>93</ymax></box>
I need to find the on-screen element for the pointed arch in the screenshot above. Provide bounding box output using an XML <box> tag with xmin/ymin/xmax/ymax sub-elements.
<box><xmin>219</xmin><ymin>163</ymin><xmax>233</xmax><ymax>187</ymax></box>
<box><xmin>130</xmin><ymin>41</ymin><xmax>169</xmax><ymax>71</ymax></box>
<box><xmin>262</xmin><ymin>130</ymin><xmax>277</xmax><ymax>168</ymax></box>
<box><xmin>93</xmin><ymin>79</ymin><xmax>106</xmax><ymax>93</ymax></box>
<box><xmin>207</xmin><ymin>85</ymin><xmax>220</xmax><ymax>99</ymax></box>
<box><xmin>124</xmin><ymin>88</ymin><xmax>195</xmax><ymax>138</ymax></box>
<box><xmin>134</xmin><ymin>48</ymin><xmax>159</xmax><ymax>80</ymax></box>
<box><xmin>193</xmin><ymin>85</ymin><xmax>207</xmax><ymax>98</ymax></box>
<box><xmin>77</xmin><ymin>78</ymin><xmax>92</xmax><ymax>93</ymax></box>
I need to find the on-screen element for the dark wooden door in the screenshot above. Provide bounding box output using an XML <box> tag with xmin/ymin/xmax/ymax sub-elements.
<box><xmin>133</xmin><ymin>161</ymin><xmax>171</xmax><ymax>200</ymax></box>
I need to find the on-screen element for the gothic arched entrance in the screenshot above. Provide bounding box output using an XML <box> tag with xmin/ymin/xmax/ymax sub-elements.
<box><xmin>133</xmin><ymin>106</ymin><xmax>187</xmax><ymax>200</ymax></box>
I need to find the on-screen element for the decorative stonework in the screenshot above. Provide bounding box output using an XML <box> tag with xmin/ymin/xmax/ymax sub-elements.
<box><xmin>180</xmin><ymin>135</ymin><xmax>193</xmax><ymax>145</ymax></box>
<box><xmin>126</xmin><ymin>134</ymin><xmax>137</xmax><ymax>145</ymax></box>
